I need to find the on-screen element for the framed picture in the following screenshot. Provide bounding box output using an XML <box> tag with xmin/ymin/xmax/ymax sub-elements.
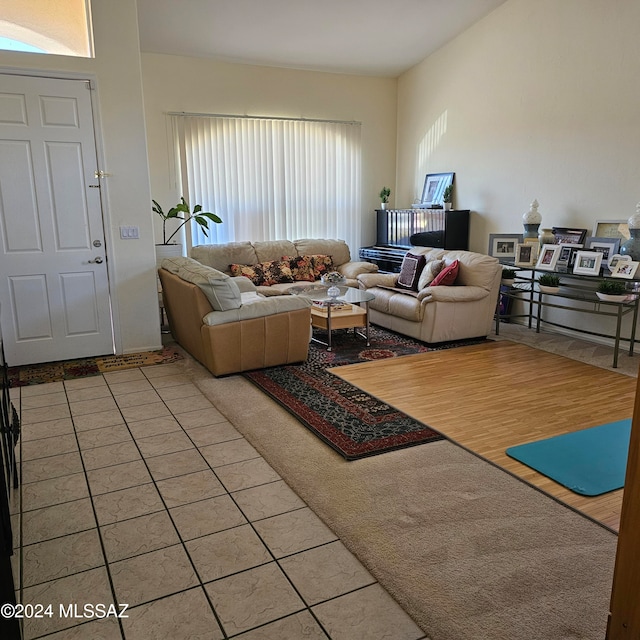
<box><xmin>420</xmin><ymin>172</ymin><xmax>454</xmax><ymax>207</ymax></box>
<box><xmin>608</xmin><ymin>254</ymin><xmax>632</xmax><ymax>271</ymax></box>
<box><xmin>536</xmin><ymin>244</ymin><xmax>562</xmax><ymax>271</ymax></box>
<box><xmin>610</xmin><ymin>260</ymin><xmax>639</xmax><ymax>279</ymax></box>
<box><xmin>488</xmin><ymin>233</ymin><xmax>523</xmax><ymax>261</ymax></box>
<box><xmin>555</xmin><ymin>243</ymin><xmax>578</xmax><ymax>272</ymax></box>
<box><xmin>584</xmin><ymin>237</ymin><xmax>620</xmax><ymax>268</ymax></box>
<box><xmin>573</xmin><ymin>251</ymin><xmax>603</xmax><ymax>276</ymax></box>
<box><xmin>514</xmin><ymin>243</ymin><xmax>537</xmax><ymax>267</ymax></box>
<box><xmin>552</xmin><ymin>227</ymin><xmax>588</xmax><ymax>245</ymax></box>
<box><xmin>592</xmin><ymin>220</ymin><xmax>631</xmax><ymax>241</ymax></box>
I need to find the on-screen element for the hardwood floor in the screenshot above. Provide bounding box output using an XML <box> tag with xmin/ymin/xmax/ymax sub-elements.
<box><xmin>332</xmin><ymin>340</ymin><xmax>637</xmax><ymax>531</ymax></box>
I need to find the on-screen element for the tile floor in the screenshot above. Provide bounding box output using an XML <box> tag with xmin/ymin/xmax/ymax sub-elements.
<box><xmin>9</xmin><ymin>363</ymin><xmax>427</xmax><ymax>640</ymax></box>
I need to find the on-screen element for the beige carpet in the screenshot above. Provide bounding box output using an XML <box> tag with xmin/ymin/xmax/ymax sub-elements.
<box><xmin>175</xmin><ymin>347</ymin><xmax>618</xmax><ymax>640</ymax></box>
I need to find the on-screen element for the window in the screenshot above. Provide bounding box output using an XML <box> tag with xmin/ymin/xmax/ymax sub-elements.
<box><xmin>173</xmin><ymin>114</ymin><xmax>363</xmax><ymax>255</ymax></box>
<box><xmin>0</xmin><ymin>0</ymin><xmax>93</xmax><ymax>57</ymax></box>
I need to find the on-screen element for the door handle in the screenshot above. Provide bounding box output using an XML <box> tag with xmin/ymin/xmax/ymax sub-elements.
<box><xmin>88</xmin><ymin>257</ymin><xmax>103</xmax><ymax>264</ymax></box>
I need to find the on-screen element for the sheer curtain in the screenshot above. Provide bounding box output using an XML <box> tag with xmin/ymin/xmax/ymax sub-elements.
<box><xmin>172</xmin><ymin>114</ymin><xmax>363</xmax><ymax>255</ymax></box>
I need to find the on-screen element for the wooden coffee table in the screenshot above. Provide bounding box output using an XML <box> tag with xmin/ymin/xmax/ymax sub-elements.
<box><xmin>290</xmin><ymin>285</ymin><xmax>375</xmax><ymax>351</ymax></box>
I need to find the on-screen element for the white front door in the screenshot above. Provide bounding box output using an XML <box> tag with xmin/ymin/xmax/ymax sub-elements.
<box><xmin>0</xmin><ymin>74</ymin><xmax>113</xmax><ymax>366</ymax></box>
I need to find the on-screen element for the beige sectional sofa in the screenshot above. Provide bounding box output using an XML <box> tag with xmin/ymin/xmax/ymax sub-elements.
<box><xmin>357</xmin><ymin>248</ymin><xmax>502</xmax><ymax>343</ymax></box>
<box><xmin>159</xmin><ymin>257</ymin><xmax>312</xmax><ymax>376</ymax></box>
<box><xmin>190</xmin><ymin>238</ymin><xmax>378</xmax><ymax>295</ymax></box>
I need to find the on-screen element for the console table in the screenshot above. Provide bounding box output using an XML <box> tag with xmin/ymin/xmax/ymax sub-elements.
<box><xmin>496</xmin><ymin>267</ymin><xmax>640</xmax><ymax>367</ymax></box>
<box><xmin>359</xmin><ymin>208</ymin><xmax>470</xmax><ymax>273</ymax></box>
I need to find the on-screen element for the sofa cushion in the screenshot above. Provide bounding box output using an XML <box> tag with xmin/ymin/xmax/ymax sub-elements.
<box><xmin>418</xmin><ymin>259</ymin><xmax>445</xmax><ymax>290</ymax></box>
<box><xmin>191</xmin><ymin>242</ymin><xmax>258</xmax><ymax>274</ymax></box>
<box><xmin>431</xmin><ymin>259</ymin><xmax>460</xmax><ymax>286</ymax></box>
<box><xmin>284</xmin><ymin>255</ymin><xmax>316</xmax><ymax>282</ymax></box>
<box><xmin>254</xmin><ymin>240</ymin><xmax>296</xmax><ymax>263</ymax></box>
<box><xmin>397</xmin><ymin>253</ymin><xmax>427</xmax><ymax>291</ymax></box>
<box><xmin>202</xmin><ymin>292</ymin><xmax>311</xmax><ymax>326</ymax></box>
<box><xmin>161</xmin><ymin>257</ymin><xmax>242</xmax><ymax>311</ymax></box>
<box><xmin>294</xmin><ymin>239</ymin><xmax>351</xmax><ymax>266</ymax></box>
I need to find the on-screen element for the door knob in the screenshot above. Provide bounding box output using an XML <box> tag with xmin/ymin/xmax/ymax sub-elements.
<box><xmin>88</xmin><ymin>257</ymin><xmax>103</xmax><ymax>264</ymax></box>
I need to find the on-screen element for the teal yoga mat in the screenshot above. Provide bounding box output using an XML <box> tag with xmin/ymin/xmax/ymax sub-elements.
<box><xmin>506</xmin><ymin>419</ymin><xmax>632</xmax><ymax>496</ymax></box>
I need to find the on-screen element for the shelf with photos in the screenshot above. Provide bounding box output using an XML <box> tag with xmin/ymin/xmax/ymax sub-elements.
<box><xmin>491</xmin><ymin>226</ymin><xmax>640</xmax><ymax>368</ymax></box>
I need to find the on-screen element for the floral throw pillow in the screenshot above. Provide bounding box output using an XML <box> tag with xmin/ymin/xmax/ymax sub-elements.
<box><xmin>311</xmin><ymin>254</ymin><xmax>334</xmax><ymax>279</ymax></box>
<box><xmin>260</xmin><ymin>260</ymin><xmax>294</xmax><ymax>285</ymax></box>
<box><xmin>283</xmin><ymin>255</ymin><xmax>316</xmax><ymax>282</ymax></box>
<box><xmin>229</xmin><ymin>263</ymin><xmax>265</xmax><ymax>285</ymax></box>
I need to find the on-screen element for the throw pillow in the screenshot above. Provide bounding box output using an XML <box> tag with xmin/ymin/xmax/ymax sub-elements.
<box><xmin>283</xmin><ymin>255</ymin><xmax>316</xmax><ymax>281</ymax></box>
<box><xmin>417</xmin><ymin>259</ymin><xmax>445</xmax><ymax>290</ymax></box>
<box><xmin>229</xmin><ymin>263</ymin><xmax>265</xmax><ymax>285</ymax></box>
<box><xmin>430</xmin><ymin>259</ymin><xmax>460</xmax><ymax>286</ymax></box>
<box><xmin>260</xmin><ymin>260</ymin><xmax>294</xmax><ymax>285</ymax></box>
<box><xmin>311</xmin><ymin>254</ymin><xmax>334</xmax><ymax>279</ymax></box>
<box><xmin>396</xmin><ymin>252</ymin><xmax>427</xmax><ymax>291</ymax></box>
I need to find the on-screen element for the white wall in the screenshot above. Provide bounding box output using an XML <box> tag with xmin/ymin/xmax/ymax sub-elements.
<box><xmin>0</xmin><ymin>0</ymin><xmax>161</xmax><ymax>354</ymax></box>
<box><xmin>397</xmin><ymin>0</ymin><xmax>640</xmax><ymax>254</ymax></box>
<box><xmin>141</xmin><ymin>53</ymin><xmax>398</xmax><ymax>250</ymax></box>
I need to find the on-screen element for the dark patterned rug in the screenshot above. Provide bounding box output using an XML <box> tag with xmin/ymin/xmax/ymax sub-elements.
<box><xmin>244</xmin><ymin>326</ymin><xmax>487</xmax><ymax>460</ymax></box>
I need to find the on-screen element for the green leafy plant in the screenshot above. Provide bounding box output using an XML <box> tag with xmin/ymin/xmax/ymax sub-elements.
<box><xmin>597</xmin><ymin>280</ymin><xmax>627</xmax><ymax>295</ymax></box>
<box><xmin>538</xmin><ymin>273</ymin><xmax>561</xmax><ymax>287</ymax></box>
<box><xmin>152</xmin><ymin>197</ymin><xmax>222</xmax><ymax>245</ymax></box>
<box><xmin>442</xmin><ymin>184</ymin><xmax>453</xmax><ymax>203</ymax></box>
<box><xmin>501</xmin><ymin>268</ymin><xmax>517</xmax><ymax>280</ymax></box>
<box><xmin>379</xmin><ymin>187</ymin><xmax>391</xmax><ymax>203</ymax></box>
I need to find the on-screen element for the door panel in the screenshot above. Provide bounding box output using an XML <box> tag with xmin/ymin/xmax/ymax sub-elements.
<box><xmin>0</xmin><ymin>74</ymin><xmax>113</xmax><ymax>365</ymax></box>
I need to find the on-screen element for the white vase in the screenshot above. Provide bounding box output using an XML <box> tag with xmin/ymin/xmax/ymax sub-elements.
<box><xmin>538</xmin><ymin>285</ymin><xmax>559</xmax><ymax>294</ymax></box>
<box><xmin>381</xmin><ymin>202</ymin><xmax>387</xmax><ymax>210</ymax></box>
<box><xmin>155</xmin><ymin>243</ymin><xmax>183</xmax><ymax>270</ymax></box>
<box><xmin>443</xmin><ymin>202</ymin><xmax>452</xmax><ymax>211</ymax></box>
<box><xmin>596</xmin><ymin>292</ymin><xmax>627</xmax><ymax>302</ymax></box>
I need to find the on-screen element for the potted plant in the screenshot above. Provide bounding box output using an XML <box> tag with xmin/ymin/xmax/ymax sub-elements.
<box><xmin>442</xmin><ymin>184</ymin><xmax>453</xmax><ymax>211</ymax></box>
<box><xmin>501</xmin><ymin>268</ymin><xmax>517</xmax><ymax>287</ymax></box>
<box><xmin>537</xmin><ymin>273</ymin><xmax>561</xmax><ymax>294</ymax></box>
<box><xmin>596</xmin><ymin>279</ymin><xmax>628</xmax><ymax>302</ymax></box>
<box><xmin>379</xmin><ymin>187</ymin><xmax>391</xmax><ymax>210</ymax></box>
<box><xmin>152</xmin><ymin>197</ymin><xmax>222</xmax><ymax>265</ymax></box>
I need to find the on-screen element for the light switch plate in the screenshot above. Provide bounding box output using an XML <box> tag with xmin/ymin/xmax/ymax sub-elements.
<box><xmin>120</xmin><ymin>226</ymin><xmax>139</xmax><ymax>239</ymax></box>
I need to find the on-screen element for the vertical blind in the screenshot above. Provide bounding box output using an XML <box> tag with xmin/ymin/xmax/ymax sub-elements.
<box><xmin>172</xmin><ymin>114</ymin><xmax>363</xmax><ymax>254</ymax></box>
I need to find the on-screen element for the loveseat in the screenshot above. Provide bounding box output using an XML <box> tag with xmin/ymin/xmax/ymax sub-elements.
<box><xmin>159</xmin><ymin>257</ymin><xmax>312</xmax><ymax>376</ymax></box>
<box><xmin>357</xmin><ymin>248</ymin><xmax>502</xmax><ymax>343</ymax></box>
<box><xmin>190</xmin><ymin>238</ymin><xmax>378</xmax><ymax>296</ymax></box>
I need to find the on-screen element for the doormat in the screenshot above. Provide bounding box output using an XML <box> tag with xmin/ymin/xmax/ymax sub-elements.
<box><xmin>244</xmin><ymin>326</ymin><xmax>487</xmax><ymax>460</ymax></box>
<box><xmin>506</xmin><ymin>418</ymin><xmax>631</xmax><ymax>496</ymax></box>
<box><xmin>8</xmin><ymin>346</ymin><xmax>183</xmax><ymax>387</ymax></box>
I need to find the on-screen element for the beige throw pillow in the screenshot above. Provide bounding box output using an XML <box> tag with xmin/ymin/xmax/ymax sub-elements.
<box><xmin>418</xmin><ymin>259</ymin><xmax>445</xmax><ymax>290</ymax></box>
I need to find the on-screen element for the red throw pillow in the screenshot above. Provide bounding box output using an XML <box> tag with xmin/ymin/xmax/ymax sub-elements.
<box><xmin>396</xmin><ymin>252</ymin><xmax>427</xmax><ymax>291</ymax></box>
<box><xmin>311</xmin><ymin>254</ymin><xmax>334</xmax><ymax>279</ymax></box>
<box><xmin>229</xmin><ymin>263</ymin><xmax>265</xmax><ymax>285</ymax></box>
<box><xmin>430</xmin><ymin>259</ymin><xmax>459</xmax><ymax>286</ymax></box>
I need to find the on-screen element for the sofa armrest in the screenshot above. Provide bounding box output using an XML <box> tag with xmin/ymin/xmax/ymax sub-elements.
<box><xmin>358</xmin><ymin>272</ymin><xmax>398</xmax><ymax>289</ymax></box>
<box><xmin>203</xmin><ymin>294</ymin><xmax>311</xmax><ymax>326</ymax></box>
<box><xmin>337</xmin><ymin>261</ymin><xmax>379</xmax><ymax>279</ymax></box>
<box><xmin>418</xmin><ymin>285</ymin><xmax>491</xmax><ymax>303</ymax></box>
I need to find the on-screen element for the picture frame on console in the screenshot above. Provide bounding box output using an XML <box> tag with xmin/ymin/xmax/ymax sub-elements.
<box><xmin>585</xmin><ymin>237</ymin><xmax>620</xmax><ymax>270</ymax></box>
<box><xmin>536</xmin><ymin>244</ymin><xmax>562</xmax><ymax>271</ymax></box>
<box><xmin>592</xmin><ymin>220</ymin><xmax>631</xmax><ymax>241</ymax></box>
<box><xmin>514</xmin><ymin>243</ymin><xmax>537</xmax><ymax>267</ymax></box>
<box><xmin>608</xmin><ymin>254</ymin><xmax>631</xmax><ymax>272</ymax></box>
<box><xmin>488</xmin><ymin>233</ymin><xmax>523</xmax><ymax>261</ymax></box>
<box><xmin>419</xmin><ymin>172</ymin><xmax>454</xmax><ymax>207</ymax></box>
<box><xmin>610</xmin><ymin>260</ymin><xmax>639</xmax><ymax>279</ymax></box>
<box><xmin>573</xmin><ymin>251</ymin><xmax>603</xmax><ymax>276</ymax></box>
<box><xmin>552</xmin><ymin>227</ymin><xmax>588</xmax><ymax>245</ymax></box>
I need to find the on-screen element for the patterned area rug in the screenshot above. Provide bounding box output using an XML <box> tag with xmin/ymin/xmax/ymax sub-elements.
<box><xmin>8</xmin><ymin>346</ymin><xmax>183</xmax><ymax>387</ymax></box>
<box><xmin>244</xmin><ymin>326</ymin><xmax>487</xmax><ymax>460</ymax></box>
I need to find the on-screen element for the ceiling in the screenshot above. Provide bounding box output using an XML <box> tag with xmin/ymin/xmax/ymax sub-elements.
<box><xmin>136</xmin><ymin>0</ymin><xmax>507</xmax><ymax>77</ymax></box>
